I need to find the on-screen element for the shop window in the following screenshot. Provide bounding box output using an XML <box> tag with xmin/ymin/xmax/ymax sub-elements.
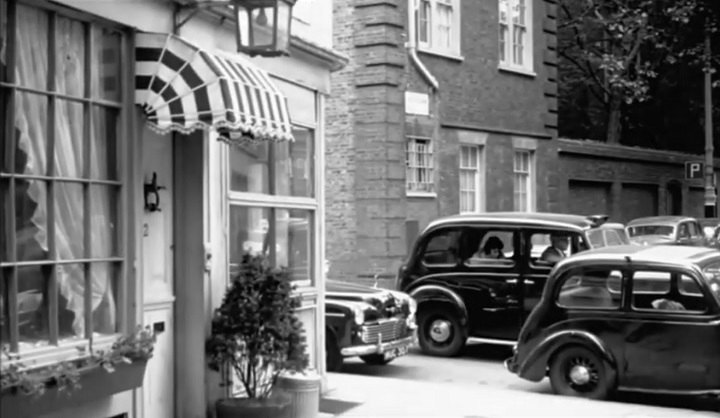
<box><xmin>0</xmin><ymin>2</ymin><xmax>129</xmax><ymax>353</ymax></box>
<box><xmin>229</xmin><ymin>206</ymin><xmax>313</xmax><ymax>283</ymax></box>
<box><xmin>229</xmin><ymin>126</ymin><xmax>314</xmax><ymax>197</ymax></box>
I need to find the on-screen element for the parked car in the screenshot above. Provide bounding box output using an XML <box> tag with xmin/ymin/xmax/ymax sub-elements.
<box><xmin>396</xmin><ymin>212</ymin><xmax>628</xmax><ymax>357</ymax></box>
<box><xmin>325</xmin><ymin>280</ymin><xmax>417</xmax><ymax>372</ymax></box>
<box><xmin>505</xmin><ymin>244</ymin><xmax>720</xmax><ymax>400</ymax></box>
<box><xmin>626</xmin><ymin>216</ymin><xmax>707</xmax><ymax>247</ymax></box>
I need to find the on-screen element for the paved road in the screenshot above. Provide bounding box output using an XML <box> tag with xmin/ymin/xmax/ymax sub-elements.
<box><xmin>337</xmin><ymin>341</ymin><xmax>719</xmax><ymax>414</ymax></box>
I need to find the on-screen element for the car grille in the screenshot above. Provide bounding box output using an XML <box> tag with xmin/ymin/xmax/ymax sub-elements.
<box><xmin>360</xmin><ymin>318</ymin><xmax>409</xmax><ymax>344</ymax></box>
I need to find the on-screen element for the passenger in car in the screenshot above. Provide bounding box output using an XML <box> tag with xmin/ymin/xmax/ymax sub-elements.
<box><xmin>540</xmin><ymin>232</ymin><xmax>570</xmax><ymax>264</ymax></box>
<box><xmin>467</xmin><ymin>236</ymin><xmax>506</xmax><ymax>263</ymax></box>
<box><xmin>651</xmin><ymin>298</ymin><xmax>686</xmax><ymax>311</ymax></box>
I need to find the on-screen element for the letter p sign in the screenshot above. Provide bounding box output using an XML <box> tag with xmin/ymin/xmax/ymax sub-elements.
<box><xmin>685</xmin><ymin>161</ymin><xmax>703</xmax><ymax>180</ymax></box>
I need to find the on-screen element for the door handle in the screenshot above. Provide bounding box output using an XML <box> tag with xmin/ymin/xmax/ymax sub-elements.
<box><xmin>505</xmin><ymin>278</ymin><xmax>518</xmax><ymax>284</ymax></box>
<box><xmin>525</xmin><ymin>279</ymin><xmax>535</xmax><ymax>285</ymax></box>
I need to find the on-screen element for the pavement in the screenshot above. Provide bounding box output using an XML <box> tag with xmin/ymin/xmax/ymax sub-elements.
<box><xmin>319</xmin><ymin>372</ymin><xmax>720</xmax><ymax>418</ymax></box>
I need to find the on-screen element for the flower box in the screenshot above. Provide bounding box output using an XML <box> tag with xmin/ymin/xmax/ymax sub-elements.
<box><xmin>1</xmin><ymin>359</ymin><xmax>148</xmax><ymax>418</ymax></box>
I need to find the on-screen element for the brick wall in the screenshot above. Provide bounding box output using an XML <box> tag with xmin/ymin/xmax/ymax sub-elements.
<box><xmin>326</xmin><ymin>0</ymin><xmax>407</xmax><ymax>282</ymax></box>
<box><xmin>558</xmin><ymin>139</ymin><xmax>713</xmax><ymax>223</ymax></box>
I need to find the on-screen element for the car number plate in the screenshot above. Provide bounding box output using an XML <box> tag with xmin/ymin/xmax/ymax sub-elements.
<box><xmin>383</xmin><ymin>345</ymin><xmax>409</xmax><ymax>361</ymax></box>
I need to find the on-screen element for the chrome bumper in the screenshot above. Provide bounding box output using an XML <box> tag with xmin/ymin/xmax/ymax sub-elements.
<box><xmin>341</xmin><ymin>334</ymin><xmax>415</xmax><ymax>357</ymax></box>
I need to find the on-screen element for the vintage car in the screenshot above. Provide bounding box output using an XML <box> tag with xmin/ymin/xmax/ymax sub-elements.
<box><xmin>325</xmin><ymin>280</ymin><xmax>417</xmax><ymax>372</ymax></box>
<box><xmin>505</xmin><ymin>245</ymin><xmax>720</xmax><ymax>400</ymax></box>
<box><xmin>396</xmin><ymin>212</ymin><xmax>628</xmax><ymax>357</ymax></box>
<box><xmin>626</xmin><ymin>216</ymin><xmax>707</xmax><ymax>247</ymax></box>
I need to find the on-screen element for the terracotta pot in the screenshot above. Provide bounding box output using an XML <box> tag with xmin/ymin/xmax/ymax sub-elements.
<box><xmin>1</xmin><ymin>359</ymin><xmax>149</xmax><ymax>418</ymax></box>
<box><xmin>216</xmin><ymin>396</ymin><xmax>291</xmax><ymax>418</ymax></box>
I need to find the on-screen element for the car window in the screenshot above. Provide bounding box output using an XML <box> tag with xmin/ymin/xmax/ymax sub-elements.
<box><xmin>627</xmin><ymin>225</ymin><xmax>673</xmax><ymax>237</ymax></box>
<box><xmin>421</xmin><ymin>228</ymin><xmax>461</xmax><ymax>266</ymax></box>
<box><xmin>528</xmin><ymin>230</ymin><xmax>587</xmax><ymax>267</ymax></box>
<box><xmin>631</xmin><ymin>270</ymin><xmax>708</xmax><ymax>314</ymax></box>
<box><xmin>678</xmin><ymin>223</ymin><xmax>690</xmax><ymax>239</ymax></box>
<box><xmin>604</xmin><ymin>229</ymin><xmax>625</xmax><ymax>246</ymax></box>
<box><xmin>464</xmin><ymin>229</ymin><xmax>515</xmax><ymax>267</ymax></box>
<box><xmin>587</xmin><ymin>229</ymin><xmax>605</xmax><ymax>248</ymax></box>
<box><xmin>556</xmin><ymin>268</ymin><xmax>621</xmax><ymax>310</ymax></box>
<box><xmin>702</xmin><ymin>262</ymin><xmax>720</xmax><ymax>305</ymax></box>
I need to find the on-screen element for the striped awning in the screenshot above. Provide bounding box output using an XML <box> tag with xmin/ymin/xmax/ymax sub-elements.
<box><xmin>134</xmin><ymin>32</ymin><xmax>293</xmax><ymax>142</ymax></box>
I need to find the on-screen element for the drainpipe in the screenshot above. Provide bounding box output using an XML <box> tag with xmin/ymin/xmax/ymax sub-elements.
<box><xmin>407</xmin><ymin>0</ymin><xmax>439</xmax><ymax>90</ymax></box>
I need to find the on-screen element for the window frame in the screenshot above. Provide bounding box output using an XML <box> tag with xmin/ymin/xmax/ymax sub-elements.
<box><xmin>0</xmin><ymin>0</ymin><xmax>134</xmax><ymax>359</ymax></box>
<box><xmin>555</xmin><ymin>266</ymin><xmax>623</xmax><ymax>311</ymax></box>
<box><xmin>406</xmin><ymin>136</ymin><xmax>435</xmax><ymax>196</ymax></box>
<box><xmin>414</xmin><ymin>0</ymin><xmax>462</xmax><ymax>58</ymax></box>
<box><xmin>513</xmin><ymin>149</ymin><xmax>535</xmax><ymax>212</ymax></box>
<box><xmin>459</xmin><ymin>144</ymin><xmax>484</xmax><ymax>213</ymax></box>
<box><xmin>226</xmin><ymin>83</ymin><xmax>321</xmax><ymax>288</ymax></box>
<box><xmin>498</xmin><ymin>0</ymin><xmax>534</xmax><ymax>74</ymax></box>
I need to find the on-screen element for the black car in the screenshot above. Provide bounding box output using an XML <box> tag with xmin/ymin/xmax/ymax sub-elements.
<box><xmin>506</xmin><ymin>245</ymin><xmax>720</xmax><ymax>400</ymax></box>
<box><xmin>325</xmin><ymin>280</ymin><xmax>417</xmax><ymax>372</ymax></box>
<box><xmin>396</xmin><ymin>212</ymin><xmax>627</xmax><ymax>357</ymax></box>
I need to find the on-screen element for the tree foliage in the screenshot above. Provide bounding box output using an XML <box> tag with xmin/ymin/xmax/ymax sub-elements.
<box><xmin>558</xmin><ymin>0</ymin><xmax>720</xmax><ymax>148</ymax></box>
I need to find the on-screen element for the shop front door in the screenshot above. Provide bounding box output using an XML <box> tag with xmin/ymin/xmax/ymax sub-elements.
<box><xmin>141</xmin><ymin>130</ymin><xmax>175</xmax><ymax>418</ymax></box>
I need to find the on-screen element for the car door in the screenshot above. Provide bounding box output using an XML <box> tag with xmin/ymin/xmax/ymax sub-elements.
<box><xmin>520</xmin><ymin>228</ymin><xmax>587</xmax><ymax>323</ymax></box>
<box><xmin>621</xmin><ymin>268</ymin><xmax>720</xmax><ymax>391</ymax></box>
<box><xmin>459</xmin><ymin>226</ymin><xmax>523</xmax><ymax>340</ymax></box>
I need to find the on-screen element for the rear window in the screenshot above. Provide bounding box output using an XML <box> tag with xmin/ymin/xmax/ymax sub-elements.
<box><xmin>628</xmin><ymin>225</ymin><xmax>673</xmax><ymax>237</ymax></box>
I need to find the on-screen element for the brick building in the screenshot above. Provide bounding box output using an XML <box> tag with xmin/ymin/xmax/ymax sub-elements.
<box><xmin>326</xmin><ymin>0</ymin><xmax>561</xmax><ymax>285</ymax></box>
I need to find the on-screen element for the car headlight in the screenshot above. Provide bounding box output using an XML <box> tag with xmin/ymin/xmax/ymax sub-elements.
<box><xmin>352</xmin><ymin>304</ymin><xmax>365</xmax><ymax>326</ymax></box>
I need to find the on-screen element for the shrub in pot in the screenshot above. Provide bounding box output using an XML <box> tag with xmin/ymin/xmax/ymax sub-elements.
<box><xmin>206</xmin><ymin>253</ymin><xmax>308</xmax><ymax>418</ymax></box>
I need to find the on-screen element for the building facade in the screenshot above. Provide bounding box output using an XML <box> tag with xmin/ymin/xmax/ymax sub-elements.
<box><xmin>0</xmin><ymin>0</ymin><xmax>344</xmax><ymax>417</ymax></box>
<box><xmin>326</xmin><ymin>0</ymin><xmax>560</xmax><ymax>286</ymax></box>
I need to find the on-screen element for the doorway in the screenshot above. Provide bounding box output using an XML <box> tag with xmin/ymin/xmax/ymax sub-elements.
<box><xmin>666</xmin><ymin>181</ymin><xmax>682</xmax><ymax>216</ymax></box>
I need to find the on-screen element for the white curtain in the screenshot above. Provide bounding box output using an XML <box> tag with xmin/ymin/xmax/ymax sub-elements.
<box><xmin>14</xmin><ymin>5</ymin><xmax>115</xmax><ymax>339</ymax></box>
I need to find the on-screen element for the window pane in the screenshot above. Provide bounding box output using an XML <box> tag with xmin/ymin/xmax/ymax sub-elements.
<box><xmin>0</xmin><ymin>268</ymin><xmax>7</xmax><ymax>347</ymax></box>
<box><xmin>557</xmin><ymin>268</ymin><xmax>619</xmax><ymax>309</ymax></box>
<box><xmin>55</xmin><ymin>16</ymin><xmax>85</xmax><ymax>97</ymax></box>
<box><xmin>15</xmin><ymin>5</ymin><xmax>48</xmax><ymax>90</ymax></box>
<box><xmin>90</xmin><ymin>106</ymin><xmax>119</xmax><ymax>180</ymax></box>
<box><xmin>276</xmin><ymin>209</ymin><xmax>312</xmax><ymax>282</ymax></box>
<box><xmin>91</xmin><ymin>27</ymin><xmax>121</xmax><ymax>102</ymax></box>
<box><xmin>422</xmin><ymin>229</ymin><xmax>460</xmax><ymax>265</ymax></box>
<box><xmin>17</xmin><ymin>265</ymin><xmax>49</xmax><ymax>349</ymax></box>
<box><xmin>55</xmin><ymin>182</ymin><xmax>84</xmax><ymax>259</ymax></box>
<box><xmin>55</xmin><ymin>99</ymin><xmax>84</xmax><ymax>178</ymax></box>
<box><xmin>229</xmin><ymin>141</ymin><xmax>270</xmax><ymax>193</ymax></box>
<box><xmin>88</xmin><ymin>262</ymin><xmax>118</xmax><ymax>335</ymax></box>
<box><xmin>275</xmin><ymin>127</ymin><xmax>314</xmax><ymax>197</ymax></box>
<box><xmin>90</xmin><ymin>185</ymin><xmax>118</xmax><ymax>257</ymax></box>
<box><xmin>229</xmin><ymin>206</ymin><xmax>271</xmax><ymax>269</ymax></box>
<box><xmin>0</xmin><ymin>0</ymin><xmax>6</xmax><ymax>79</ymax></box>
<box><xmin>13</xmin><ymin>92</ymin><xmax>48</xmax><ymax>175</ymax></box>
<box><xmin>16</xmin><ymin>179</ymin><xmax>48</xmax><ymax>261</ymax></box>
<box><xmin>57</xmin><ymin>263</ymin><xmax>84</xmax><ymax>340</ymax></box>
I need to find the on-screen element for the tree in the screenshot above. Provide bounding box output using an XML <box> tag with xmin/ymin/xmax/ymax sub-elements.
<box><xmin>558</xmin><ymin>0</ymin><xmax>712</xmax><ymax>144</ymax></box>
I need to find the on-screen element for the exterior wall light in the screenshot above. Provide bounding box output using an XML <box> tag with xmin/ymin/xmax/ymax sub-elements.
<box><xmin>173</xmin><ymin>0</ymin><xmax>297</xmax><ymax>57</ymax></box>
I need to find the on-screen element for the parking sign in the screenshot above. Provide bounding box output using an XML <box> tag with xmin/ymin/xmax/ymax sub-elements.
<box><xmin>685</xmin><ymin>161</ymin><xmax>703</xmax><ymax>180</ymax></box>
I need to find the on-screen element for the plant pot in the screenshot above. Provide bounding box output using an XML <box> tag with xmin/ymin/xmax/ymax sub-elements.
<box><xmin>216</xmin><ymin>396</ymin><xmax>291</xmax><ymax>418</ymax></box>
<box><xmin>275</xmin><ymin>371</ymin><xmax>321</xmax><ymax>418</ymax></box>
<box><xmin>1</xmin><ymin>359</ymin><xmax>149</xmax><ymax>418</ymax></box>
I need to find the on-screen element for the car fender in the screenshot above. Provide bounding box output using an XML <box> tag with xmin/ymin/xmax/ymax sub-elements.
<box><xmin>325</xmin><ymin>300</ymin><xmax>362</xmax><ymax>347</ymax></box>
<box><xmin>408</xmin><ymin>284</ymin><xmax>468</xmax><ymax>326</ymax></box>
<box><xmin>517</xmin><ymin>330</ymin><xmax>617</xmax><ymax>383</ymax></box>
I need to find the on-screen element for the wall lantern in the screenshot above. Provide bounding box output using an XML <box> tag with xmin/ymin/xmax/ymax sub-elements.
<box><xmin>233</xmin><ymin>0</ymin><xmax>297</xmax><ymax>57</ymax></box>
<box><xmin>174</xmin><ymin>0</ymin><xmax>297</xmax><ymax>57</ymax></box>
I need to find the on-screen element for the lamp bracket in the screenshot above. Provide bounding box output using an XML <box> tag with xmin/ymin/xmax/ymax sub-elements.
<box><xmin>174</xmin><ymin>1</ymin><xmax>233</xmax><ymax>34</ymax></box>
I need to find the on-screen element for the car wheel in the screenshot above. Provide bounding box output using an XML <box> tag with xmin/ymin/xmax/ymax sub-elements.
<box><xmin>549</xmin><ymin>346</ymin><xmax>612</xmax><ymax>400</ymax></box>
<box><xmin>359</xmin><ymin>354</ymin><xmax>393</xmax><ymax>366</ymax></box>
<box><xmin>326</xmin><ymin>332</ymin><xmax>343</xmax><ymax>372</ymax></box>
<box><xmin>417</xmin><ymin>307</ymin><xmax>465</xmax><ymax>357</ymax></box>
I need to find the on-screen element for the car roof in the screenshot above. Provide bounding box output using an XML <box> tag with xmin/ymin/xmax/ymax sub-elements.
<box><xmin>424</xmin><ymin>212</ymin><xmax>596</xmax><ymax>232</ymax></box>
<box><xmin>555</xmin><ymin>244</ymin><xmax>719</xmax><ymax>269</ymax></box>
<box><xmin>626</xmin><ymin>216</ymin><xmax>697</xmax><ymax>227</ymax></box>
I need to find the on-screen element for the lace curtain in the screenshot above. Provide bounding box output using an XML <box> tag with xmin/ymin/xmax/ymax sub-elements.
<box><xmin>14</xmin><ymin>5</ymin><xmax>116</xmax><ymax>339</ymax></box>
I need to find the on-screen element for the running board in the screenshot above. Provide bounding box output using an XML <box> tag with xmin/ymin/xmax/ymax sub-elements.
<box><xmin>467</xmin><ymin>337</ymin><xmax>517</xmax><ymax>346</ymax></box>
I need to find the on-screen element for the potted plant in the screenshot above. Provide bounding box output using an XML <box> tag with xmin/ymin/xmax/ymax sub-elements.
<box><xmin>1</xmin><ymin>326</ymin><xmax>156</xmax><ymax>418</ymax></box>
<box><xmin>206</xmin><ymin>253</ymin><xmax>309</xmax><ymax>418</ymax></box>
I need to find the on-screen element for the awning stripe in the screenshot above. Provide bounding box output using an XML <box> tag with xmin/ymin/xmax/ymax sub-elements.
<box><xmin>135</xmin><ymin>32</ymin><xmax>294</xmax><ymax>141</ymax></box>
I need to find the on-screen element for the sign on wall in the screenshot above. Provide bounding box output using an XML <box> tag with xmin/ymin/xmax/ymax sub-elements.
<box><xmin>405</xmin><ymin>91</ymin><xmax>429</xmax><ymax>115</ymax></box>
<box><xmin>685</xmin><ymin>161</ymin><xmax>704</xmax><ymax>180</ymax></box>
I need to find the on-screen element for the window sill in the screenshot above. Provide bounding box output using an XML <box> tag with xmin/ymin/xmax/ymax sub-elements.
<box><xmin>498</xmin><ymin>64</ymin><xmax>537</xmax><ymax>78</ymax></box>
<box><xmin>406</xmin><ymin>191</ymin><xmax>437</xmax><ymax>198</ymax></box>
<box><xmin>417</xmin><ymin>48</ymin><xmax>464</xmax><ymax>62</ymax></box>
